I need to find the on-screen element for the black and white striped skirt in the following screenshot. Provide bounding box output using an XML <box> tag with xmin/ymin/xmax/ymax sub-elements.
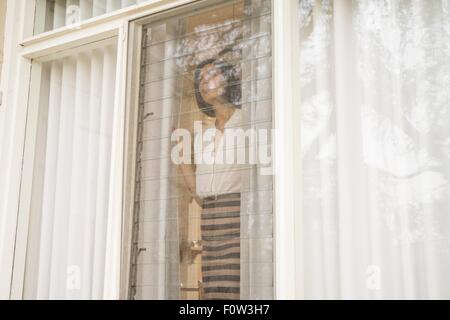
<box><xmin>201</xmin><ymin>193</ymin><xmax>241</xmax><ymax>300</ymax></box>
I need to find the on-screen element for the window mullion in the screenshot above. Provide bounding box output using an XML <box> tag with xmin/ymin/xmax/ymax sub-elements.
<box><xmin>272</xmin><ymin>0</ymin><xmax>303</xmax><ymax>300</ymax></box>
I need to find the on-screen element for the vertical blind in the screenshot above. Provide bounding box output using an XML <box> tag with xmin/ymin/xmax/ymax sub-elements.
<box><xmin>35</xmin><ymin>0</ymin><xmax>153</xmax><ymax>34</ymax></box>
<box><xmin>24</xmin><ymin>41</ymin><xmax>119</xmax><ymax>299</ymax></box>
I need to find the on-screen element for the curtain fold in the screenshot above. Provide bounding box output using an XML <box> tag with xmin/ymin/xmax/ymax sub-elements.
<box><xmin>66</xmin><ymin>53</ymin><xmax>91</xmax><ymax>299</ymax></box>
<box><xmin>299</xmin><ymin>0</ymin><xmax>450</xmax><ymax>299</ymax></box>
<box><xmin>24</xmin><ymin>43</ymin><xmax>119</xmax><ymax>299</ymax></box>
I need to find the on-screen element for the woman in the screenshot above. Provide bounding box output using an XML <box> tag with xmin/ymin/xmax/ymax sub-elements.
<box><xmin>178</xmin><ymin>56</ymin><xmax>242</xmax><ymax>300</ymax></box>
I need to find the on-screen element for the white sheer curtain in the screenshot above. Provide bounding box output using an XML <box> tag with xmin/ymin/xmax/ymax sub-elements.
<box><xmin>24</xmin><ymin>42</ymin><xmax>119</xmax><ymax>299</ymax></box>
<box><xmin>299</xmin><ymin>0</ymin><xmax>450</xmax><ymax>299</ymax></box>
<box><xmin>131</xmin><ymin>1</ymin><xmax>275</xmax><ymax>299</ymax></box>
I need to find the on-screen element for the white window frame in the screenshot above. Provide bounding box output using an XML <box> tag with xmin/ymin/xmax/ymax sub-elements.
<box><xmin>0</xmin><ymin>0</ymin><xmax>303</xmax><ymax>300</ymax></box>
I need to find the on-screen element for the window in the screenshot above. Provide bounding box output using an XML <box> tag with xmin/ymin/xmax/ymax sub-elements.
<box><xmin>6</xmin><ymin>0</ymin><xmax>277</xmax><ymax>301</ymax></box>
<box><xmin>126</xmin><ymin>0</ymin><xmax>274</xmax><ymax>300</ymax></box>
<box><xmin>4</xmin><ymin>0</ymin><xmax>449</xmax><ymax>301</ymax></box>
<box><xmin>8</xmin><ymin>0</ymin><xmax>131</xmax><ymax>300</ymax></box>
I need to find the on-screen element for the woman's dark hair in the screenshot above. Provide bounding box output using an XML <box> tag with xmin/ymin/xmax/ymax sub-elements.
<box><xmin>194</xmin><ymin>57</ymin><xmax>241</xmax><ymax>117</ymax></box>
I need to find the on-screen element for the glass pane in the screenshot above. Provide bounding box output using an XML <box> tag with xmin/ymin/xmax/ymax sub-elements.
<box><xmin>129</xmin><ymin>0</ymin><xmax>273</xmax><ymax>300</ymax></box>
<box><xmin>34</xmin><ymin>0</ymin><xmax>153</xmax><ymax>34</ymax></box>
<box><xmin>23</xmin><ymin>40</ymin><xmax>119</xmax><ymax>299</ymax></box>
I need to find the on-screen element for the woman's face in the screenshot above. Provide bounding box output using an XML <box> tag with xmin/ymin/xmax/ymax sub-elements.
<box><xmin>198</xmin><ymin>64</ymin><xmax>226</xmax><ymax>106</ymax></box>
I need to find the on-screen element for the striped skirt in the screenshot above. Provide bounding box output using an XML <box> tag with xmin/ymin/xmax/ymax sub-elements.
<box><xmin>201</xmin><ymin>193</ymin><xmax>241</xmax><ymax>300</ymax></box>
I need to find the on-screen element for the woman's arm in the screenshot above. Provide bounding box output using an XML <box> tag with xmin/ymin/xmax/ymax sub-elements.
<box><xmin>178</xmin><ymin>163</ymin><xmax>195</xmax><ymax>195</ymax></box>
<box><xmin>172</xmin><ymin>124</ymin><xmax>202</xmax><ymax>206</ymax></box>
<box><xmin>178</xmin><ymin>163</ymin><xmax>202</xmax><ymax>206</ymax></box>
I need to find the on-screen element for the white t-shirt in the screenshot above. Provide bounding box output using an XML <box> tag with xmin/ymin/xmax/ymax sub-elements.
<box><xmin>195</xmin><ymin>109</ymin><xmax>243</xmax><ymax>198</ymax></box>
